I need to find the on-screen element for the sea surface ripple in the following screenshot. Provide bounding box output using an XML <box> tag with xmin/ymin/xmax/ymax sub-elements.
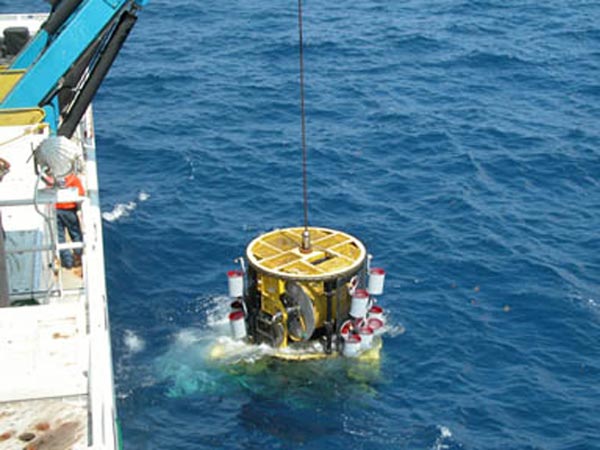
<box><xmin>9</xmin><ymin>0</ymin><xmax>600</xmax><ymax>449</ymax></box>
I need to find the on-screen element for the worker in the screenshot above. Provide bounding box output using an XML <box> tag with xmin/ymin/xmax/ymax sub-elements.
<box><xmin>45</xmin><ymin>171</ymin><xmax>85</xmax><ymax>269</ymax></box>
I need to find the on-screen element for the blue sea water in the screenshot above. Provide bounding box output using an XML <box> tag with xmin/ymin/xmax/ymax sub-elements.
<box><xmin>7</xmin><ymin>0</ymin><xmax>600</xmax><ymax>448</ymax></box>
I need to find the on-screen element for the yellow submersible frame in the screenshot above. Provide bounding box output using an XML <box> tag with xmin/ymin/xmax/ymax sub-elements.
<box><xmin>244</xmin><ymin>226</ymin><xmax>368</xmax><ymax>355</ymax></box>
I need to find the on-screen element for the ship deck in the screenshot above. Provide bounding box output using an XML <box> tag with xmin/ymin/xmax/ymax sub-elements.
<box><xmin>0</xmin><ymin>398</ymin><xmax>87</xmax><ymax>449</ymax></box>
<box><xmin>0</xmin><ymin>287</ymin><xmax>88</xmax><ymax>450</ymax></box>
<box><xmin>0</xmin><ymin>126</ymin><xmax>89</xmax><ymax>449</ymax></box>
<box><xmin>0</xmin><ymin>116</ymin><xmax>117</xmax><ymax>450</ymax></box>
<box><xmin>0</xmin><ymin>301</ymin><xmax>88</xmax><ymax>402</ymax></box>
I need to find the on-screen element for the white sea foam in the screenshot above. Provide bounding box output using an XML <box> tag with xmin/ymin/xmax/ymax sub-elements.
<box><xmin>432</xmin><ymin>425</ymin><xmax>453</xmax><ymax>450</ymax></box>
<box><xmin>154</xmin><ymin>323</ymin><xmax>275</xmax><ymax>398</ymax></box>
<box><xmin>174</xmin><ymin>328</ymin><xmax>203</xmax><ymax>346</ymax></box>
<box><xmin>123</xmin><ymin>329</ymin><xmax>145</xmax><ymax>354</ymax></box>
<box><xmin>102</xmin><ymin>191</ymin><xmax>150</xmax><ymax>222</ymax></box>
<box><xmin>584</xmin><ymin>297</ymin><xmax>600</xmax><ymax>322</ymax></box>
<box><xmin>205</xmin><ymin>295</ymin><xmax>232</xmax><ymax>329</ymax></box>
<box><xmin>210</xmin><ymin>335</ymin><xmax>275</xmax><ymax>364</ymax></box>
<box><xmin>115</xmin><ymin>329</ymin><xmax>154</xmax><ymax>400</ymax></box>
<box><xmin>155</xmin><ymin>293</ymin><xmax>408</xmax><ymax>398</ymax></box>
<box><xmin>102</xmin><ymin>201</ymin><xmax>136</xmax><ymax>222</ymax></box>
<box><xmin>184</xmin><ymin>154</ymin><xmax>196</xmax><ymax>180</ymax></box>
<box><xmin>439</xmin><ymin>426</ymin><xmax>452</xmax><ymax>439</ymax></box>
<box><xmin>386</xmin><ymin>323</ymin><xmax>406</xmax><ymax>337</ymax></box>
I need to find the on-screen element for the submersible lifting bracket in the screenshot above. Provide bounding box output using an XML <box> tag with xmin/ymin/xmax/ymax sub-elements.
<box><xmin>234</xmin><ymin>256</ymin><xmax>246</xmax><ymax>274</ymax></box>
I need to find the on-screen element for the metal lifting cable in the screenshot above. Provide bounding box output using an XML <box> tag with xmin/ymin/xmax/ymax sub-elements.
<box><xmin>297</xmin><ymin>0</ymin><xmax>311</xmax><ymax>252</ymax></box>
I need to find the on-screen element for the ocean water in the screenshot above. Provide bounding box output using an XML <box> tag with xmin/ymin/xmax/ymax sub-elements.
<box><xmin>8</xmin><ymin>1</ymin><xmax>600</xmax><ymax>449</ymax></box>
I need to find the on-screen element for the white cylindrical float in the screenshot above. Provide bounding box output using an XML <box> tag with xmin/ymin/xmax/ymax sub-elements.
<box><xmin>342</xmin><ymin>333</ymin><xmax>362</xmax><ymax>358</ymax></box>
<box><xmin>368</xmin><ymin>305</ymin><xmax>385</xmax><ymax>324</ymax></box>
<box><xmin>367</xmin><ymin>267</ymin><xmax>386</xmax><ymax>295</ymax></box>
<box><xmin>229</xmin><ymin>310</ymin><xmax>247</xmax><ymax>340</ymax></box>
<box><xmin>340</xmin><ymin>319</ymin><xmax>354</xmax><ymax>339</ymax></box>
<box><xmin>350</xmin><ymin>289</ymin><xmax>370</xmax><ymax>318</ymax></box>
<box><xmin>359</xmin><ymin>325</ymin><xmax>374</xmax><ymax>351</ymax></box>
<box><xmin>227</xmin><ymin>270</ymin><xmax>244</xmax><ymax>298</ymax></box>
<box><xmin>367</xmin><ymin>317</ymin><xmax>385</xmax><ymax>336</ymax></box>
<box><xmin>230</xmin><ymin>299</ymin><xmax>244</xmax><ymax>313</ymax></box>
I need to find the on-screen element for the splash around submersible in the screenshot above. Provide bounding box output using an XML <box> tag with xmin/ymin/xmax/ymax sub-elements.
<box><xmin>213</xmin><ymin>1</ymin><xmax>389</xmax><ymax>361</ymax></box>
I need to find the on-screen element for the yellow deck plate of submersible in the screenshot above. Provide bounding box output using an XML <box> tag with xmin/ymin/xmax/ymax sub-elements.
<box><xmin>246</xmin><ymin>226</ymin><xmax>367</xmax><ymax>281</ymax></box>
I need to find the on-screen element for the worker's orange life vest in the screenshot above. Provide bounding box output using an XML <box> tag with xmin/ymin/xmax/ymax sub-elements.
<box><xmin>56</xmin><ymin>174</ymin><xmax>85</xmax><ymax>210</ymax></box>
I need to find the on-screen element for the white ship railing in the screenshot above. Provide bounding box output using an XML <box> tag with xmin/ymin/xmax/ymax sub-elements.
<box><xmin>0</xmin><ymin>189</ymin><xmax>86</xmax><ymax>302</ymax></box>
<box><xmin>79</xmin><ymin>112</ymin><xmax>119</xmax><ymax>450</ymax></box>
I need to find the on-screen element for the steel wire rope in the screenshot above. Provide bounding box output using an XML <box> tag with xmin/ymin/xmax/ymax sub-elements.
<box><xmin>297</xmin><ymin>0</ymin><xmax>312</xmax><ymax>251</ymax></box>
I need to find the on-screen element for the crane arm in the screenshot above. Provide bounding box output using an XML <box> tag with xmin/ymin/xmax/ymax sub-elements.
<box><xmin>0</xmin><ymin>0</ymin><xmax>148</xmax><ymax>136</ymax></box>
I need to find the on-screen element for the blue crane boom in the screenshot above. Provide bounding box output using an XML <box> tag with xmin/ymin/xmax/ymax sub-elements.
<box><xmin>0</xmin><ymin>0</ymin><xmax>148</xmax><ymax>136</ymax></box>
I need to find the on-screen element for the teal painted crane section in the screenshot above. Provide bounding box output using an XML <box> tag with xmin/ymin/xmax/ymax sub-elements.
<box><xmin>0</xmin><ymin>0</ymin><xmax>148</xmax><ymax>135</ymax></box>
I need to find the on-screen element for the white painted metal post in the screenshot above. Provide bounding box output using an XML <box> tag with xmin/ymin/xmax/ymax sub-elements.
<box><xmin>0</xmin><ymin>212</ymin><xmax>9</xmax><ymax>307</ymax></box>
